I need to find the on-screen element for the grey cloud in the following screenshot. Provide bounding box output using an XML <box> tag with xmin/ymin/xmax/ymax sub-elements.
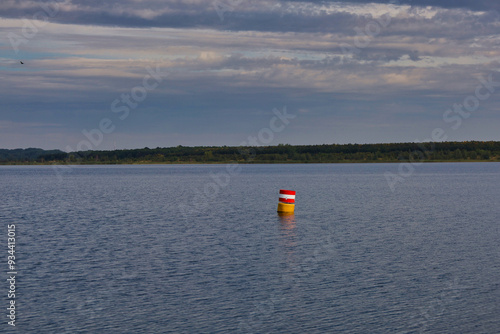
<box><xmin>1</xmin><ymin>0</ymin><xmax>498</xmax><ymax>32</ymax></box>
<box><xmin>2</xmin><ymin>0</ymin><xmax>499</xmax><ymax>149</ymax></box>
<box><xmin>293</xmin><ymin>0</ymin><xmax>499</xmax><ymax>11</ymax></box>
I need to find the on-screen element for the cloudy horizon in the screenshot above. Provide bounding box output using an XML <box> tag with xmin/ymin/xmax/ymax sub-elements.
<box><xmin>1</xmin><ymin>0</ymin><xmax>499</xmax><ymax>151</ymax></box>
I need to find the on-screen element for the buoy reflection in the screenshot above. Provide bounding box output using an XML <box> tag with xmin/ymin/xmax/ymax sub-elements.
<box><xmin>278</xmin><ymin>212</ymin><xmax>296</xmax><ymax>229</ymax></box>
<box><xmin>278</xmin><ymin>212</ymin><xmax>297</xmax><ymax>262</ymax></box>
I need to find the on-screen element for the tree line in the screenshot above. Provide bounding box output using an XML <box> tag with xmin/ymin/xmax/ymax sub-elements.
<box><xmin>1</xmin><ymin>141</ymin><xmax>499</xmax><ymax>164</ymax></box>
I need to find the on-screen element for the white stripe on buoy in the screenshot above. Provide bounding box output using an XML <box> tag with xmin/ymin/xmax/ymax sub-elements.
<box><xmin>279</xmin><ymin>194</ymin><xmax>295</xmax><ymax>200</ymax></box>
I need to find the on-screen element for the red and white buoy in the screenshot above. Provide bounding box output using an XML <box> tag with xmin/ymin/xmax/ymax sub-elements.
<box><xmin>277</xmin><ymin>189</ymin><xmax>295</xmax><ymax>213</ymax></box>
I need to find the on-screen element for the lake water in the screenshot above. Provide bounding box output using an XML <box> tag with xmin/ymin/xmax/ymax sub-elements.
<box><xmin>1</xmin><ymin>163</ymin><xmax>499</xmax><ymax>333</ymax></box>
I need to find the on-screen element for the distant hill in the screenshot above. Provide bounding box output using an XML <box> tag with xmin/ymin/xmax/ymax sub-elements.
<box><xmin>0</xmin><ymin>148</ymin><xmax>66</xmax><ymax>163</ymax></box>
<box><xmin>0</xmin><ymin>142</ymin><xmax>499</xmax><ymax>164</ymax></box>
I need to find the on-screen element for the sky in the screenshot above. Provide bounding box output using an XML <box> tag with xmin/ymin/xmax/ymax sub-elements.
<box><xmin>0</xmin><ymin>0</ymin><xmax>499</xmax><ymax>151</ymax></box>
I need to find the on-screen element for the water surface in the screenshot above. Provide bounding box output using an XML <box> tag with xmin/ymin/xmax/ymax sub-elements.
<box><xmin>1</xmin><ymin>163</ymin><xmax>499</xmax><ymax>333</ymax></box>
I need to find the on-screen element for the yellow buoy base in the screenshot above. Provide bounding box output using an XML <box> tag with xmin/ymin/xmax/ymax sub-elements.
<box><xmin>277</xmin><ymin>202</ymin><xmax>295</xmax><ymax>213</ymax></box>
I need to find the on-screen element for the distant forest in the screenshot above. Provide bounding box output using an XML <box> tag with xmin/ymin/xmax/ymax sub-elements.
<box><xmin>1</xmin><ymin>141</ymin><xmax>500</xmax><ymax>165</ymax></box>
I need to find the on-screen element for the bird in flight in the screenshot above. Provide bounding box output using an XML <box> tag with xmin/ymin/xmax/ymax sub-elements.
<box><xmin>20</xmin><ymin>61</ymin><xmax>24</xmax><ymax>64</ymax></box>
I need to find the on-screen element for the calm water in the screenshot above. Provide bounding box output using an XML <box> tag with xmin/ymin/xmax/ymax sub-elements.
<box><xmin>1</xmin><ymin>163</ymin><xmax>499</xmax><ymax>333</ymax></box>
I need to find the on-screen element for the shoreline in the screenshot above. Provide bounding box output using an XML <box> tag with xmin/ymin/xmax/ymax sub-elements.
<box><xmin>1</xmin><ymin>159</ymin><xmax>498</xmax><ymax>166</ymax></box>
<box><xmin>2</xmin><ymin>142</ymin><xmax>499</xmax><ymax>165</ymax></box>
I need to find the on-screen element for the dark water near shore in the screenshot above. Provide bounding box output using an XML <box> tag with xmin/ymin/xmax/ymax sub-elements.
<box><xmin>1</xmin><ymin>163</ymin><xmax>499</xmax><ymax>333</ymax></box>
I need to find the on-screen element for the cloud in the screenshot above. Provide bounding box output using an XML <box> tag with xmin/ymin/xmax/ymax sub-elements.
<box><xmin>0</xmin><ymin>0</ymin><xmax>499</xmax><ymax>149</ymax></box>
<box><xmin>0</xmin><ymin>0</ymin><xmax>498</xmax><ymax>32</ymax></box>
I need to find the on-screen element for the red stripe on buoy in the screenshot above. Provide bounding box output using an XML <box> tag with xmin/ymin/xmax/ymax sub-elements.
<box><xmin>280</xmin><ymin>189</ymin><xmax>296</xmax><ymax>195</ymax></box>
<box><xmin>279</xmin><ymin>198</ymin><xmax>295</xmax><ymax>203</ymax></box>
